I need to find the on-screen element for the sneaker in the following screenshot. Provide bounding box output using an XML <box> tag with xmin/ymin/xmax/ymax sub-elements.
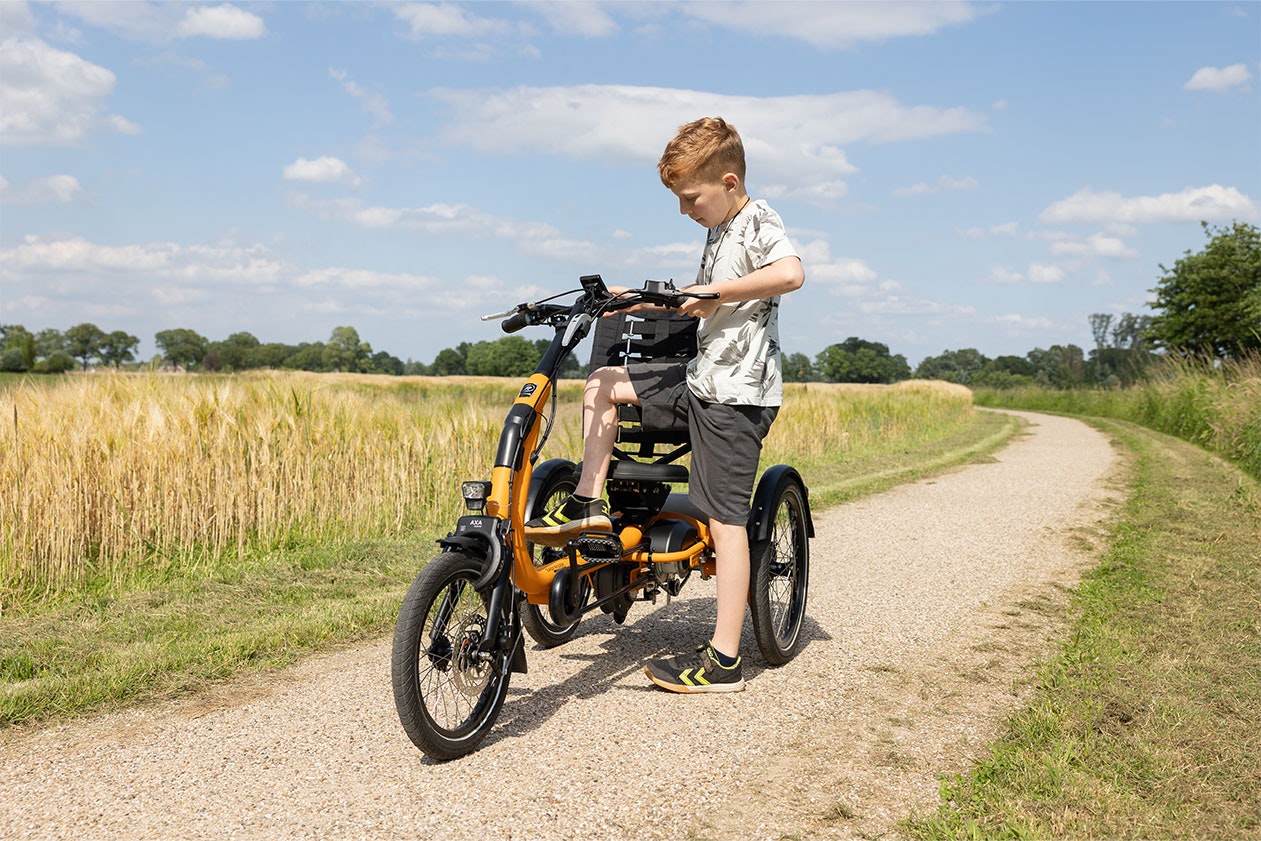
<box><xmin>524</xmin><ymin>495</ymin><xmax>612</xmax><ymax>546</ymax></box>
<box><xmin>645</xmin><ymin>644</ymin><xmax>744</xmax><ymax>693</ymax></box>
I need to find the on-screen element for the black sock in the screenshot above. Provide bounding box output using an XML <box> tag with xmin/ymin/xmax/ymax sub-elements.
<box><xmin>710</xmin><ymin>645</ymin><xmax>739</xmax><ymax>667</ymax></box>
<box><xmin>563</xmin><ymin>494</ymin><xmax>597</xmax><ymax>516</ymax></box>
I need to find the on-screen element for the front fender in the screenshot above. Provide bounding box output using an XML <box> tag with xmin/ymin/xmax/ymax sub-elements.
<box><xmin>746</xmin><ymin>464</ymin><xmax>814</xmax><ymax>544</ymax></box>
<box><xmin>438</xmin><ymin>515</ymin><xmax>506</xmax><ymax>591</ymax></box>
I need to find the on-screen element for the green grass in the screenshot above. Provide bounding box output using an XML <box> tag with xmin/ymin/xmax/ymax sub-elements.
<box><xmin>974</xmin><ymin>353</ymin><xmax>1261</xmax><ymax>482</ymax></box>
<box><xmin>903</xmin><ymin>418</ymin><xmax>1261</xmax><ymax>839</ymax></box>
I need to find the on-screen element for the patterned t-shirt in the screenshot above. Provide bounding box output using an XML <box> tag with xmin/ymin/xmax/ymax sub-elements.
<box><xmin>686</xmin><ymin>199</ymin><xmax>798</xmax><ymax>407</ymax></box>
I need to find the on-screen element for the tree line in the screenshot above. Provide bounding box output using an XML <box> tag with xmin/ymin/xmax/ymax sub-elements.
<box><xmin>4</xmin><ymin>221</ymin><xmax>1257</xmax><ymax>385</ymax></box>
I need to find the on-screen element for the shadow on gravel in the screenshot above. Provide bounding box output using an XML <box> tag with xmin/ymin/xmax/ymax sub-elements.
<box><xmin>476</xmin><ymin>602</ymin><xmax>832</xmax><ymax>753</ymax></box>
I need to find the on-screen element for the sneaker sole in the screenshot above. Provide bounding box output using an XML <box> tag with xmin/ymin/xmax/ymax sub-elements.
<box><xmin>644</xmin><ymin>666</ymin><xmax>745</xmax><ymax>693</ymax></box>
<box><xmin>523</xmin><ymin>518</ymin><xmax>612</xmax><ymax>547</ymax></box>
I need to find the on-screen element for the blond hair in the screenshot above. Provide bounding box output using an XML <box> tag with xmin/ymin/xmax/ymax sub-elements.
<box><xmin>657</xmin><ymin>116</ymin><xmax>746</xmax><ymax>189</ymax></box>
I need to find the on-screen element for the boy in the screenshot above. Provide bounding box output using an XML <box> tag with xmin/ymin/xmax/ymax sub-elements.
<box><xmin>526</xmin><ymin>116</ymin><xmax>805</xmax><ymax>693</ymax></box>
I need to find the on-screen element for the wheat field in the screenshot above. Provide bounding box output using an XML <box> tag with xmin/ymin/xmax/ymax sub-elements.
<box><xmin>1</xmin><ymin>372</ymin><xmax>973</xmax><ymax>605</ymax></box>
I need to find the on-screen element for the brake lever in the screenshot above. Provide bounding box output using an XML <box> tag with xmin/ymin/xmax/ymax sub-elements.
<box><xmin>481</xmin><ymin>306</ymin><xmax>522</xmax><ymax>322</ymax></box>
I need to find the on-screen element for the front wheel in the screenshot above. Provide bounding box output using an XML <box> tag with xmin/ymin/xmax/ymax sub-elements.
<box><xmin>391</xmin><ymin>551</ymin><xmax>513</xmax><ymax>761</ymax></box>
<box><xmin>748</xmin><ymin>477</ymin><xmax>811</xmax><ymax>665</ymax></box>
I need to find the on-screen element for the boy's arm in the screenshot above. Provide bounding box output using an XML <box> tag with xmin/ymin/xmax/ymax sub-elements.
<box><xmin>677</xmin><ymin>255</ymin><xmax>804</xmax><ymax>320</ymax></box>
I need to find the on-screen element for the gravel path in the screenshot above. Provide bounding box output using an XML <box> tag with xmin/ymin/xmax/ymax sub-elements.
<box><xmin>1</xmin><ymin>410</ymin><xmax>1122</xmax><ymax>841</ymax></box>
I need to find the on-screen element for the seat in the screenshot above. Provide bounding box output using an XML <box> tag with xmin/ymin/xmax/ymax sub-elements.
<box><xmin>588</xmin><ymin>310</ymin><xmax>697</xmax><ymax>483</ymax></box>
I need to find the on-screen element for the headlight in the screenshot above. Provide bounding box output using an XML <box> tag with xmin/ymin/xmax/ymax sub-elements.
<box><xmin>461</xmin><ymin>480</ymin><xmax>492</xmax><ymax>511</ymax></box>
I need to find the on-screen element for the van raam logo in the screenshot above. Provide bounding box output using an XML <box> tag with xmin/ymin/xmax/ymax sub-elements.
<box><xmin>519</xmin><ymin>383</ymin><xmax>537</xmax><ymax>398</ymax></box>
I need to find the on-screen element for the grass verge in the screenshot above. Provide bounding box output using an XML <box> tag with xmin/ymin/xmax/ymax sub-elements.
<box><xmin>903</xmin><ymin>418</ymin><xmax>1261</xmax><ymax>839</ymax></box>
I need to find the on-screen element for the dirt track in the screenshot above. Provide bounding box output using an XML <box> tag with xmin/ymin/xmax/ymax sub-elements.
<box><xmin>0</xmin><ymin>410</ymin><xmax>1122</xmax><ymax>840</ymax></box>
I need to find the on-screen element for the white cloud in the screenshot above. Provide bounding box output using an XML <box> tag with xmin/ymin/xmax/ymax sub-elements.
<box><xmin>431</xmin><ymin>85</ymin><xmax>986</xmax><ymax>197</ymax></box>
<box><xmin>681</xmin><ymin>1</ymin><xmax>980</xmax><ymax>48</ymax></box>
<box><xmin>0</xmin><ymin>174</ymin><xmax>85</xmax><ymax>204</ymax></box>
<box><xmin>295</xmin><ymin>268</ymin><xmax>440</xmax><ymax>290</ymax></box>
<box><xmin>330</xmin><ymin>68</ymin><xmax>393</xmax><ymax>126</ymax></box>
<box><xmin>283</xmin><ymin>156</ymin><xmax>362</xmax><ymax>187</ymax></box>
<box><xmin>1028</xmin><ymin>263</ymin><xmax>1065</xmax><ymax>284</ymax></box>
<box><xmin>0</xmin><ymin>235</ymin><xmax>285</xmax><ymax>283</ymax></box>
<box><xmin>893</xmin><ymin>174</ymin><xmax>978</xmax><ymax>196</ymax></box>
<box><xmin>1050</xmin><ymin>233</ymin><xmax>1139</xmax><ymax>259</ymax></box>
<box><xmin>1184</xmin><ymin>63</ymin><xmax>1252</xmax><ymax>91</ymax></box>
<box><xmin>996</xmin><ymin>313</ymin><xmax>1053</xmax><ymax>329</ymax></box>
<box><xmin>528</xmin><ymin>1</ymin><xmax>617</xmax><ymax>36</ymax></box>
<box><xmin>175</xmin><ymin>5</ymin><xmax>266</xmax><ymax>40</ymax></box>
<box><xmin>0</xmin><ymin>36</ymin><xmax>138</xmax><ymax>145</ymax></box>
<box><xmin>987</xmin><ymin>266</ymin><xmax>1023</xmax><ymax>284</ymax></box>
<box><xmin>1040</xmin><ymin>185</ymin><xmax>1258</xmax><ymax>224</ymax></box>
<box><xmin>393</xmin><ymin>3</ymin><xmax>519</xmax><ymax>39</ymax></box>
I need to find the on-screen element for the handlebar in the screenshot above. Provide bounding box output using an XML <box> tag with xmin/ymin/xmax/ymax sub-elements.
<box><xmin>485</xmin><ymin>276</ymin><xmax>719</xmax><ymax>334</ymax></box>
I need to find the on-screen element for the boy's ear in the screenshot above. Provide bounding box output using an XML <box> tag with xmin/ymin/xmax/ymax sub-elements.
<box><xmin>722</xmin><ymin>172</ymin><xmax>741</xmax><ymax>193</ymax></box>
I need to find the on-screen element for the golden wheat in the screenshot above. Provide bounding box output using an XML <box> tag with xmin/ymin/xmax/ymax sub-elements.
<box><xmin>1</xmin><ymin>372</ymin><xmax>970</xmax><ymax>604</ymax></box>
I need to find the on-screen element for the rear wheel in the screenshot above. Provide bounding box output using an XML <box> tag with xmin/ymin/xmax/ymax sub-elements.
<box><xmin>521</xmin><ymin>460</ymin><xmax>588</xmax><ymax>647</ymax></box>
<box><xmin>391</xmin><ymin>551</ymin><xmax>513</xmax><ymax>761</ymax></box>
<box><xmin>748</xmin><ymin>478</ymin><xmax>810</xmax><ymax>665</ymax></box>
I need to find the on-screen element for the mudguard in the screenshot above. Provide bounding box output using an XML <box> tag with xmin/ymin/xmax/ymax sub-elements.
<box><xmin>438</xmin><ymin>515</ymin><xmax>504</xmax><ymax>591</ymax></box>
<box><xmin>747</xmin><ymin>465</ymin><xmax>815</xmax><ymax>544</ymax></box>
<box><xmin>525</xmin><ymin>458</ymin><xmax>578</xmax><ymax>518</ymax></box>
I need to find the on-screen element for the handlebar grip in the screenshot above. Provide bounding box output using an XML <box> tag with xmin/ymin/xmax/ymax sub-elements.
<box><xmin>501</xmin><ymin>311</ymin><xmax>530</xmax><ymax>333</ymax></box>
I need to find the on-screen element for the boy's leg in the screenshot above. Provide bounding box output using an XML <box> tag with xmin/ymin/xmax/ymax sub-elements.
<box><xmin>708</xmin><ymin>520</ymin><xmax>751</xmax><ymax>659</ymax></box>
<box><xmin>524</xmin><ymin>366</ymin><xmax>637</xmax><ymax>543</ymax></box>
<box><xmin>574</xmin><ymin>366</ymin><xmax>639</xmax><ymax>497</ymax></box>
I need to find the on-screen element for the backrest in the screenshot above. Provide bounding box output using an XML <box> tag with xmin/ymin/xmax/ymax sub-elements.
<box><xmin>588</xmin><ymin>311</ymin><xmax>697</xmax><ymax>456</ymax></box>
<box><xmin>587</xmin><ymin>311</ymin><xmax>697</xmax><ymax>372</ymax></box>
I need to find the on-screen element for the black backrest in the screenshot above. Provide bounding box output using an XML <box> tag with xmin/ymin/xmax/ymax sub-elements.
<box><xmin>588</xmin><ymin>311</ymin><xmax>697</xmax><ymax>453</ymax></box>
<box><xmin>588</xmin><ymin>311</ymin><xmax>697</xmax><ymax>372</ymax></box>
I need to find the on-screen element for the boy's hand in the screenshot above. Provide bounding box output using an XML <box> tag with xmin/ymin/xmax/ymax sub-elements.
<box><xmin>678</xmin><ymin>284</ymin><xmax>723</xmax><ymax>319</ymax></box>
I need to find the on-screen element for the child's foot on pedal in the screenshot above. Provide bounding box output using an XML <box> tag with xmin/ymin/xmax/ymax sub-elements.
<box><xmin>644</xmin><ymin>643</ymin><xmax>744</xmax><ymax>693</ymax></box>
<box><xmin>524</xmin><ymin>495</ymin><xmax>611</xmax><ymax>546</ymax></box>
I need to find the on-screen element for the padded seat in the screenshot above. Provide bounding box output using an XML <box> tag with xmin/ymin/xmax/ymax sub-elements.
<box><xmin>606</xmin><ymin>459</ymin><xmax>689</xmax><ymax>484</ymax></box>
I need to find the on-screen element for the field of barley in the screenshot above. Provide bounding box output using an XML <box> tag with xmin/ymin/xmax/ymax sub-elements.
<box><xmin>0</xmin><ymin>371</ymin><xmax>976</xmax><ymax>608</ymax></box>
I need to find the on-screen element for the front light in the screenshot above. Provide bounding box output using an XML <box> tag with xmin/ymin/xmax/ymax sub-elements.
<box><xmin>461</xmin><ymin>480</ymin><xmax>492</xmax><ymax>511</ymax></box>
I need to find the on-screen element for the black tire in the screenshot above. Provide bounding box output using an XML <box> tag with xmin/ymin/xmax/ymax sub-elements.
<box><xmin>749</xmin><ymin>477</ymin><xmax>810</xmax><ymax>665</ymax></box>
<box><xmin>521</xmin><ymin>460</ymin><xmax>588</xmax><ymax>647</ymax></box>
<box><xmin>391</xmin><ymin>551</ymin><xmax>513</xmax><ymax>761</ymax></box>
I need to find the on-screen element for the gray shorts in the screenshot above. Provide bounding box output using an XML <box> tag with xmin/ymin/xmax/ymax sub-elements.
<box><xmin>627</xmin><ymin>362</ymin><xmax>778</xmax><ymax>525</ymax></box>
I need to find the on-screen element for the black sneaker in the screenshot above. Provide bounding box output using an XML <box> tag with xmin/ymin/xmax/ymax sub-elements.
<box><xmin>524</xmin><ymin>495</ymin><xmax>611</xmax><ymax>547</ymax></box>
<box><xmin>645</xmin><ymin>644</ymin><xmax>744</xmax><ymax>693</ymax></box>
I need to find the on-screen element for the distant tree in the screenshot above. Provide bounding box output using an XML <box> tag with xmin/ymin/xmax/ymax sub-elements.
<box><xmin>781</xmin><ymin>352</ymin><xmax>815</xmax><ymax>382</ymax></box>
<box><xmin>35</xmin><ymin>328</ymin><xmax>68</xmax><ymax>359</ymax></box>
<box><xmin>254</xmin><ymin>342</ymin><xmax>291</xmax><ymax>369</ymax></box>
<box><xmin>1027</xmin><ymin>344</ymin><xmax>1086</xmax><ymax>388</ymax></box>
<box><xmin>99</xmin><ymin>330</ymin><xmax>140</xmax><ymax>368</ymax></box>
<box><xmin>914</xmin><ymin>348</ymin><xmax>988</xmax><ymax>384</ymax></box>
<box><xmin>154</xmin><ymin>328</ymin><xmax>208</xmax><ymax>370</ymax></box>
<box><xmin>35</xmin><ymin>351</ymin><xmax>75</xmax><ymax>374</ymax></box>
<box><xmin>322</xmin><ymin>326</ymin><xmax>372</xmax><ymax>372</ymax></box>
<box><xmin>816</xmin><ymin>337</ymin><xmax>910</xmax><ymax>384</ymax></box>
<box><xmin>65</xmin><ymin>322</ymin><xmax>107</xmax><ymax>368</ymax></box>
<box><xmin>284</xmin><ymin>342</ymin><xmax>326</xmax><ymax>371</ymax></box>
<box><xmin>1</xmin><ymin>324</ymin><xmax>36</xmax><ymax>370</ymax></box>
<box><xmin>0</xmin><ymin>347</ymin><xmax>26</xmax><ymax>372</ymax></box>
<box><xmin>371</xmin><ymin>350</ymin><xmax>405</xmax><ymax>375</ymax></box>
<box><xmin>430</xmin><ymin>347</ymin><xmax>467</xmax><ymax>376</ymax></box>
<box><xmin>466</xmin><ymin>336</ymin><xmax>542</xmax><ymax>377</ymax></box>
<box><xmin>1111</xmin><ymin>313</ymin><xmax>1152</xmax><ymax>351</ymax></box>
<box><xmin>213</xmin><ymin>332</ymin><xmax>261</xmax><ymax>371</ymax></box>
<box><xmin>1147</xmin><ymin>221</ymin><xmax>1261</xmax><ymax>359</ymax></box>
<box><xmin>403</xmin><ymin>358</ymin><xmax>430</xmax><ymax>376</ymax></box>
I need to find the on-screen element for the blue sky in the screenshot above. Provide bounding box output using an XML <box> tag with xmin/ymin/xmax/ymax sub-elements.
<box><xmin>2</xmin><ymin>1</ymin><xmax>1258</xmax><ymax>368</ymax></box>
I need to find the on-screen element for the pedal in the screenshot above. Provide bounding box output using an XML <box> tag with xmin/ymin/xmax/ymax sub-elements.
<box><xmin>569</xmin><ymin>534</ymin><xmax>622</xmax><ymax>561</ymax></box>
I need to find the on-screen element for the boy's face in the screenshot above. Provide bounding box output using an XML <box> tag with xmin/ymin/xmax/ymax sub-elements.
<box><xmin>671</xmin><ymin>173</ymin><xmax>741</xmax><ymax>229</ymax></box>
